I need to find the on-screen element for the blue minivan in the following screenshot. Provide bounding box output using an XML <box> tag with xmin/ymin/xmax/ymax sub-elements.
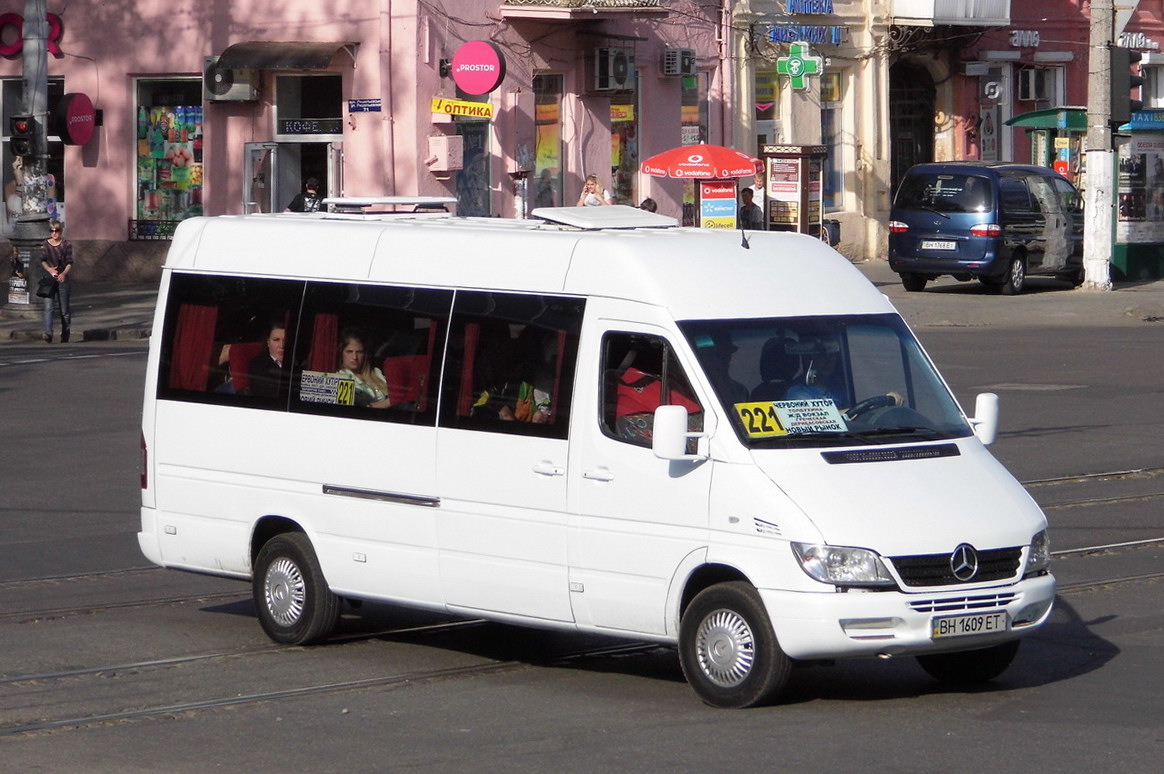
<box><xmin>888</xmin><ymin>162</ymin><xmax>1084</xmax><ymax>294</ymax></box>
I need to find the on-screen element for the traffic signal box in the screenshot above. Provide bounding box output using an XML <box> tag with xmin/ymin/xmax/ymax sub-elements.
<box><xmin>1110</xmin><ymin>46</ymin><xmax>1145</xmax><ymax>128</ymax></box>
<box><xmin>9</xmin><ymin>114</ymin><xmax>34</xmax><ymax>157</ymax></box>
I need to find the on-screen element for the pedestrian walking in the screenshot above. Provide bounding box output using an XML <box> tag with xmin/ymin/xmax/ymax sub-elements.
<box><xmin>41</xmin><ymin>219</ymin><xmax>73</xmax><ymax>343</ymax></box>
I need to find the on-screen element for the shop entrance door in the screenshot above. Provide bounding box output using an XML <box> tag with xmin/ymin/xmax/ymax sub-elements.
<box><xmin>245</xmin><ymin>142</ymin><xmax>342</xmax><ymax>214</ymax></box>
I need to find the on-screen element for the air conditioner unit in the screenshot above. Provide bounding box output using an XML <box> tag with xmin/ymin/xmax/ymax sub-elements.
<box><xmin>662</xmin><ymin>48</ymin><xmax>696</xmax><ymax>77</ymax></box>
<box><xmin>595</xmin><ymin>47</ymin><xmax>631</xmax><ymax>91</ymax></box>
<box><xmin>203</xmin><ymin>56</ymin><xmax>260</xmax><ymax>102</ymax></box>
<box><xmin>1018</xmin><ymin>68</ymin><xmax>1047</xmax><ymax>102</ymax></box>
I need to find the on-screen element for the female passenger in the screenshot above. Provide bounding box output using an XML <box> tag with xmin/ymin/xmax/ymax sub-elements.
<box><xmin>337</xmin><ymin>330</ymin><xmax>391</xmax><ymax>408</ymax></box>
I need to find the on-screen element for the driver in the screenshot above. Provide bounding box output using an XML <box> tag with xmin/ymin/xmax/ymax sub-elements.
<box><xmin>782</xmin><ymin>339</ymin><xmax>903</xmax><ymax>418</ymax></box>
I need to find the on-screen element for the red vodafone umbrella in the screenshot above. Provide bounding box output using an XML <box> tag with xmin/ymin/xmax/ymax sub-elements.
<box><xmin>640</xmin><ymin>143</ymin><xmax>761</xmax><ymax>179</ymax></box>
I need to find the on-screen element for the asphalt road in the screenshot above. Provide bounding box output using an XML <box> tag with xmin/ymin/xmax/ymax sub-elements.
<box><xmin>0</xmin><ymin>283</ymin><xmax>1162</xmax><ymax>772</ymax></box>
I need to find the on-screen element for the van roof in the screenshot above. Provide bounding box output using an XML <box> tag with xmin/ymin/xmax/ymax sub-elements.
<box><xmin>166</xmin><ymin>212</ymin><xmax>893</xmax><ymax>321</ymax></box>
<box><xmin>904</xmin><ymin>161</ymin><xmax>1062</xmax><ymax>176</ymax></box>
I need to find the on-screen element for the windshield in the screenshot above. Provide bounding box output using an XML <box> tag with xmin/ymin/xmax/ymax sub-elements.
<box><xmin>894</xmin><ymin>172</ymin><xmax>993</xmax><ymax>214</ymax></box>
<box><xmin>680</xmin><ymin>314</ymin><xmax>972</xmax><ymax>448</ymax></box>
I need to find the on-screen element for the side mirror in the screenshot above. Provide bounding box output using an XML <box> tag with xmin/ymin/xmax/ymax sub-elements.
<box><xmin>969</xmin><ymin>392</ymin><xmax>999</xmax><ymax>446</ymax></box>
<box><xmin>652</xmin><ymin>405</ymin><xmax>709</xmax><ymax>461</ymax></box>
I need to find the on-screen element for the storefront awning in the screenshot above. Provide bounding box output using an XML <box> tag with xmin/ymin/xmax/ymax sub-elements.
<box><xmin>217</xmin><ymin>41</ymin><xmax>357</xmax><ymax>70</ymax></box>
<box><xmin>1005</xmin><ymin>107</ymin><xmax>1087</xmax><ymax>131</ymax></box>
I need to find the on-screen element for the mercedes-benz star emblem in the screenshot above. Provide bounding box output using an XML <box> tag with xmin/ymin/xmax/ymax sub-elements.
<box><xmin>950</xmin><ymin>544</ymin><xmax>979</xmax><ymax>582</ymax></box>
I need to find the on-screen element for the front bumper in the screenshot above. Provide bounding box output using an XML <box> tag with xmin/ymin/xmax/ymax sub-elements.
<box><xmin>760</xmin><ymin>572</ymin><xmax>1055</xmax><ymax>660</ymax></box>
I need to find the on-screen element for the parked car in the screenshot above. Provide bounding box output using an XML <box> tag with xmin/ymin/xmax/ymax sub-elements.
<box><xmin>888</xmin><ymin>162</ymin><xmax>1084</xmax><ymax>294</ymax></box>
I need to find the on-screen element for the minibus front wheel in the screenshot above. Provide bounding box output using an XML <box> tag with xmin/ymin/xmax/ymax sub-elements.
<box><xmin>253</xmin><ymin>532</ymin><xmax>340</xmax><ymax>646</ymax></box>
<box><xmin>678</xmin><ymin>582</ymin><xmax>791</xmax><ymax>708</ymax></box>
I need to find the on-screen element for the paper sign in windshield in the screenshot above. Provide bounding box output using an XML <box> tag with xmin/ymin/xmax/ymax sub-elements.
<box><xmin>299</xmin><ymin>371</ymin><xmax>356</xmax><ymax>406</ymax></box>
<box><xmin>735</xmin><ymin>399</ymin><xmax>846</xmax><ymax>437</ymax></box>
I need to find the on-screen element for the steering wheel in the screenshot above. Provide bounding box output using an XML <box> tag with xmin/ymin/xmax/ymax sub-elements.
<box><xmin>846</xmin><ymin>394</ymin><xmax>897</xmax><ymax>420</ymax></box>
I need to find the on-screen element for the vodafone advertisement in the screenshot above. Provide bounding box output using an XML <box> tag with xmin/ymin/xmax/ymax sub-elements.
<box><xmin>700</xmin><ymin>182</ymin><xmax>736</xmax><ymax>229</ymax></box>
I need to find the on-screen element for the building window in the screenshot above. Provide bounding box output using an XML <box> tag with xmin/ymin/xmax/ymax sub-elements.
<box><xmin>1144</xmin><ymin>65</ymin><xmax>1164</xmax><ymax>109</ymax></box>
<box><xmin>274</xmin><ymin>75</ymin><xmax>343</xmax><ymax>141</ymax></box>
<box><xmin>533</xmin><ymin>74</ymin><xmax>564</xmax><ymax>209</ymax></box>
<box><xmin>754</xmin><ymin>67</ymin><xmax>779</xmax><ymax>145</ymax></box>
<box><xmin>133</xmin><ymin>79</ymin><xmax>203</xmax><ymax>240</ymax></box>
<box><xmin>681</xmin><ymin>73</ymin><xmax>709</xmax><ymax>225</ymax></box>
<box><xmin>821</xmin><ymin>72</ymin><xmax>843</xmax><ymax>211</ymax></box>
<box><xmin>610</xmin><ymin>69</ymin><xmax>639</xmax><ymax>206</ymax></box>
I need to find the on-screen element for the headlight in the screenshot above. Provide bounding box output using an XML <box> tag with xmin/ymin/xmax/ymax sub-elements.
<box><xmin>792</xmin><ymin>542</ymin><xmax>895</xmax><ymax>587</ymax></box>
<box><xmin>1025</xmin><ymin>530</ymin><xmax>1051</xmax><ymax>575</ymax></box>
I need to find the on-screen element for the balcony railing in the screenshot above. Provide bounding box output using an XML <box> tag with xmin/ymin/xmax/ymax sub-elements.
<box><xmin>890</xmin><ymin>0</ymin><xmax>1011</xmax><ymax>27</ymax></box>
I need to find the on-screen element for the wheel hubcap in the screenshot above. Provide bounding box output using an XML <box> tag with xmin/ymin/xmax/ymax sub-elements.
<box><xmin>695</xmin><ymin>608</ymin><xmax>755</xmax><ymax>688</ymax></box>
<box><xmin>264</xmin><ymin>557</ymin><xmax>306</xmax><ymax>626</ymax></box>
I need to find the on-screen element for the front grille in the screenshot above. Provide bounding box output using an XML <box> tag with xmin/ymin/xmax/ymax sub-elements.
<box><xmin>909</xmin><ymin>591</ymin><xmax>1017</xmax><ymax>614</ymax></box>
<box><xmin>890</xmin><ymin>547</ymin><xmax>1022</xmax><ymax>587</ymax></box>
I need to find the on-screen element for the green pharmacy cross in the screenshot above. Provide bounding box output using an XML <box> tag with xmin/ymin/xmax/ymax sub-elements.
<box><xmin>776</xmin><ymin>41</ymin><xmax>823</xmax><ymax>91</ymax></box>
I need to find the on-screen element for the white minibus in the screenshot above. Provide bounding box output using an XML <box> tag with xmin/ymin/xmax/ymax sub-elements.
<box><xmin>139</xmin><ymin>203</ymin><xmax>1055</xmax><ymax>707</ymax></box>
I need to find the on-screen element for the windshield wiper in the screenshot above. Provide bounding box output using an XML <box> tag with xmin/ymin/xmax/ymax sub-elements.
<box><xmin>779</xmin><ymin>426</ymin><xmax>944</xmax><ymax>445</ymax></box>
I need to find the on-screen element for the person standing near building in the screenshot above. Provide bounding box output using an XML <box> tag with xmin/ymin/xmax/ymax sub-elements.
<box><xmin>41</xmin><ymin>219</ymin><xmax>73</xmax><ymax>343</ymax></box>
<box><xmin>577</xmin><ymin>174</ymin><xmax>611</xmax><ymax>206</ymax></box>
<box><xmin>285</xmin><ymin>177</ymin><xmax>323</xmax><ymax>213</ymax></box>
<box><xmin>738</xmin><ymin>187</ymin><xmax>763</xmax><ymax>230</ymax></box>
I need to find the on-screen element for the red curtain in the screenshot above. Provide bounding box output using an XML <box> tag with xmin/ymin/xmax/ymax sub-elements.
<box><xmin>168</xmin><ymin>304</ymin><xmax>218</xmax><ymax>391</ymax></box>
<box><xmin>309</xmin><ymin>313</ymin><xmax>339</xmax><ymax>371</ymax></box>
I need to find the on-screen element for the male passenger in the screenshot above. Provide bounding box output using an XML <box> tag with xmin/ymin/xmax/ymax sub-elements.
<box><xmin>245</xmin><ymin>320</ymin><xmax>286</xmax><ymax>398</ymax></box>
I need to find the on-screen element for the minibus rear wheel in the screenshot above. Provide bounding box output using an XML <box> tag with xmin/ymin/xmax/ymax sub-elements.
<box><xmin>916</xmin><ymin>639</ymin><xmax>1020</xmax><ymax>685</ymax></box>
<box><xmin>253</xmin><ymin>532</ymin><xmax>340</xmax><ymax>646</ymax></box>
<box><xmin>679</xmin><ymin>582</ymin><xmax>790</xmax><ymax>708</ymax></box>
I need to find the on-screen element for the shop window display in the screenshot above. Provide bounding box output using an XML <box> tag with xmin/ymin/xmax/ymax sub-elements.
<box><xmin>133</xmin><ymin>80</ymin><xmax>203</xmax><ymax>240</ymax></box>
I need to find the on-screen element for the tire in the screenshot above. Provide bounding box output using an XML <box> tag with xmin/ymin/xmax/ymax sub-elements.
<box><xmin>1000</xmin><ymin>256</ymin><xmax>1026</xmax><ymax>295</ymax></box>
<box><xmin>253</xmin><ymin>532</ymin><xmax>340</xmax><ymax>646</ymax></box>
<box><xmin>916</xmin><ymin>639</ymin><xmax>1020</xmax><ymax>685</ymax></box>
<box><xmin>900</xmin><ymin>273</ymin><xmax>927</xmax><ymax>292</ymax></box>
<box><xmin>678</xmin><ymin>582</ymin><xmax>791</xmax><ymax>708</ymax></box>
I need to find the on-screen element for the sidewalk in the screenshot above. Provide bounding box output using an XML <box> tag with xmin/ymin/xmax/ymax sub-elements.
<box><xmin>2</xmin><ymin>260</ymin><xmax>1163</xmax><ymax>343</ymax></box>
<box><xmin>1</xmin><ymin>282</ymin><xmax>158</xmax><ymax>342</ymax></box>
<box><xmin>857</xmin><ymin>259</ymin><xmax>1164</xmax><ymax>329</ymax></box>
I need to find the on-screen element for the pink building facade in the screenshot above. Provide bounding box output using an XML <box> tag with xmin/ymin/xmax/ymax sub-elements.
<box><xmin>0</xmin><ymin>1</ymin><xmax>728</xmax><ymax>279</ymax></box>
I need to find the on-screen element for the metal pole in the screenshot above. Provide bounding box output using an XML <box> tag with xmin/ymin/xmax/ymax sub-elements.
<box><xmin>1083</xmin><ymin>0</ymin><xmax>1115</xmax><ymax>290</ymax></box>
<box><xmin>6</xmin><ymin>0</ymin><xmax>52</xmax><ymax>312</ymax></box>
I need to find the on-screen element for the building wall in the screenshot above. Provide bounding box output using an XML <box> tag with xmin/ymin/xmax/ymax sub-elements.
<box><xmin>0</xmin><ymin>1</ymin><xmax>726</xmax><ymax>281</ymax></box>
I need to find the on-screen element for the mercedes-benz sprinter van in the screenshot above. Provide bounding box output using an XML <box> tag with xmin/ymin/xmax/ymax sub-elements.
<box><xmin>139</xmin><ymin>202</ymin><xmax>1055</xmax><ymax>707</ymax></box>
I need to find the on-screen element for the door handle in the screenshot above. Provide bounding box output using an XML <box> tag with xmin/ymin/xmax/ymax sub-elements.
<box><xmin>532</xmin><ymin>461</ymin><xmax>565</xmax><ymax>477</ymax></box>
<box><xmin>582</xmin><ymin>468</ymin><xmax>614</xmax><ymax>482</ymax></box>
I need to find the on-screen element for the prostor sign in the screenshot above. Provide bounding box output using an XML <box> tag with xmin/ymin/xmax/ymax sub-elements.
<box><xmin>450</xmin><ymin>41</ymin><xmax>506</xmax><ymax>95</ymax></box>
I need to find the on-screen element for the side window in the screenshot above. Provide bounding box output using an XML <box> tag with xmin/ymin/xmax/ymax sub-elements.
<box><xmin>999</xmin><ymin>176</ymin><xmax>1033</xmax><ymax>212</ymax></box>
<box><xmin>290</xmin><ymin>282</ymin><xmax>453</xmax><ymax>425</ymax></box>
<box><xmin>1052</xmin><ymin>176</ymin><xmax>1082</xmax><ymax>214</ymax></box>
<box><xmin>1027</xmin><ymin>175</ymin><xmax>1059</xmax><ymax>215</ymax></box>
<box><xmin>439</xmin><ymin>291</ymin><xmax>585</xmax><ymax>439</ymax></box>
<box><xmin>158</xmin><ymin>273</ymin><xmax>305</xmax><ymax>409</ymax></box>
<box><xmin>600</xmin><ymin>332</ymin><xmax>703</xmax><ymax>447</ymax></box>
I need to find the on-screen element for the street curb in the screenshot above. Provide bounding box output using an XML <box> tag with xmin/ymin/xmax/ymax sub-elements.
<box><xmin>3</xmin><ymin>327</ymin><xmax>152</xmax><ymax>343</ymax></box>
